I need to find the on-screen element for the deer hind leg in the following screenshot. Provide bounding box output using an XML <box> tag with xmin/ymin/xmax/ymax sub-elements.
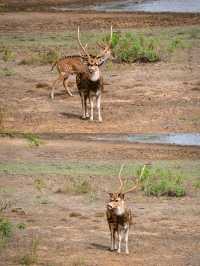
<box><xmin>51</xmin><ymin>75</ymin><xmax>64</xmax><ymax>100</ymax></box>
<box><xmin>63</xmin><ymin>76</ymin><xmax>73</xmax><ymax>97</ymax></box>
<box><xmin>96</xmin><ymin>94</ymin><xmax>102</xmax><ymax>122</ymax></box>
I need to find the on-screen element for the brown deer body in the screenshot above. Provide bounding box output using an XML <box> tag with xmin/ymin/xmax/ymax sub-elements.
<box><xmin>51</xmin><ymin>55</ymin><xmax>85</xmax><ymax>99</ymax></box>
<box><xmin>107</xmin><ymin>192</ymin><xmax>132</xmax><ymax>254</ymax></box>
<box><xmin>106</xmin><ymin>165</ymin><xmax>144</xmax><ymax>254</ymax></box>
<box><xmin>75</xmin><ymin>27</ymin><xmax>112</xmax><ymax>122</ymax></box>
<box><xmin>76</xmin><ymin>71</ymin><xmax>103</xmax><ymax>121</ymax></box>
<box><xmin>50</xmin><ymin>27</ymin><xmax>112</xmax><ymax>100</ymax></box>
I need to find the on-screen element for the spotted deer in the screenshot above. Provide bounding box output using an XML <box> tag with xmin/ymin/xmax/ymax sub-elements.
<box><xmin>50</xmin><ymin>26</ymin><xmax>113</xmax><ymax>100</ymax></box>
<box><xmin>76</xmin><ymin>27</ymin><xmax>112</xmax><ymax>122</ymax></box>
<box><xmin>106</xmin><ymin>165</ymin><xmax>145</xmax><ymax>254</ymax></box>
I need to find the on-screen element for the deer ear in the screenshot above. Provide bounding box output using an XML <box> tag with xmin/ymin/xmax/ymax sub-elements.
<box><xmin>118</xmin><ymin>193</ymin><xmax>125</xmax><ymax>199</ymax></box>
<box><xmin>108</xmin><ymin>193</ymin><xmax>113</xmax><ymax>197</ymax></box>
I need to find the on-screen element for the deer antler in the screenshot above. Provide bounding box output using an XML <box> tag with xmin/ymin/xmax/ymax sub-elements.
<box><xmin>123</xmin><ymin>165</ymin><xmax>146</xmax><ymax>194</ymax></box>
<box><xmin>118</xmin><ymin>164</ymin><xmax>125</xmax><ymax>193</ymax></box>
<box><xmin>77</xmin><ymin>26</ymin><xmax>91</xmax><ymax>61</ymax></box>
<box><xmin>109</xmin><ymin>24</ymin><xmax>113</xmax><ymax>47</ymax></box>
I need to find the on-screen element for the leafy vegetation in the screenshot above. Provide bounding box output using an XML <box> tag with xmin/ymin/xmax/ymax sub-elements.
<box><xmin>0</xmin><ymin>67</ymin><xmax>15</xmax><ymax>77</ymax></box>
<box><xmin>193</xmin><ymin>179</ymin><xmax>200</xmax><ymax>189</ymax></box>
<box><xmin>136</xmin><ymin>165</ymin><xmax>186</xmax><ymax>197</ymax></box>
<box><xmin>109</xmin><ymin>32</ymin><xmax>160</xmax><ymax>63</ymax></box>
<box><xmin>63</xmin><ymin>177</ymin><xmax>93</xmax><ymax>195</ymax></box>
<box><xmin>0</xmin><ymin>218</ymin><xmax>13</xmax><ymax>239</ymax></box>
<box><xmin>24</xmin><ymin>133</ymin><xmax>42</xmax><ymax>147</ymax></box>
<box><xmin>0</xmin><ymin>47</ymin><xmax>15</xmax><ymax>62</ymax></box>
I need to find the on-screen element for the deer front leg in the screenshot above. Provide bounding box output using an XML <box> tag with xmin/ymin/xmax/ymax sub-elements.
<box><xmin>90</xmin><ymin>96</ymin><xmax>94</xmax><ymax>121</ymax></box>
<box><xmin>117</xmin><ymin>228</ymin><xmax>122</xmax><ymax>253</ymax></box>
<box><xmin>80</xmin><ymin>94</ymin><xmax>86</xmax><ymax>119</ymax></box>
<box><xmin>114</xmin><ymin>230</ymin><xmax>118</xmax><ymax>250</ymax></box>
<box><xmin>125</xmin><ymin>228</ymin><xmax>129</xmax><ymax>254</ymax></box>
<box><xmin>96</xmin><ymin>94</ymin><xmax>102</xmax><ymax>122</ymax></box>
<box><xmin>63</xmin><ymin>77</ymin><xmax>73</xmax><ymax>97</ymax></box>
<box><xmin>110</xmin><ymin>226</ymin><xmax>115</xmax><ymax>251</ymax></box>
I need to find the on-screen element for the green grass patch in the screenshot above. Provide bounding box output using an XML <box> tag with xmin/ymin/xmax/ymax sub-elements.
<box><xmin>19</xmin><ymin>49</ymin><xmax>59</xmax><ymax>65</ymax></box>
<box><xmin>136</xmin><ymin>165</ymin><xmax>186</xmax><ymax>197</ymax></box>
<box><xmin>23</xmin><ymin>133</ymin><xmax>42</xmax><ymax>147</ymax></box>
<box><xmin>0</xmin><ymin>161</ymin><xmax>199</xmax><ymax>179</ymax></box>
<box><xmin>0</xmin><ymin>47</ymin><xmax>15</xmax><ymax>62</ymax></box>
<box><xmin>193</xmin><ymin>179</ymin><xmax>200</xmax><ymax>189</ymax></box>
<box><xmin>63</xmin><ymin>177</ymin><xmax>93</xmax><ymax>195</ymax></box>
<box><xmin>1</xmin><ymin>26</ymin><xmax>198</xmax><ymax>64</ymax></box>
<box><xmin>0</xmin><ymin>67</ymin><xmax>15</xmax><ymax>77</ymax></box>
<box><xmin>0</xmin><ymin>218</ymin><xmax>13</xmax><ymax>239</ymax></box>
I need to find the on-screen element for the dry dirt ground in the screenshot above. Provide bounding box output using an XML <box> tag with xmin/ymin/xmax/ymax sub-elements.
<box><xmin>0</xmin><ymin>5</ymin><xmax>200</xmax><ymax>266</ymax></box>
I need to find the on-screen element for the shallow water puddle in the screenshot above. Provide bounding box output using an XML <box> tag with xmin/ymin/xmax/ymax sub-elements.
<box><xmin>52</xmin><ymin>0</ymin><xmax>200</xmax><ymax>13</ymax></box>
<box><xmin>88</xmin><ymin>133</ymin><xmax>200</xmax><ymax>146</ymax></box>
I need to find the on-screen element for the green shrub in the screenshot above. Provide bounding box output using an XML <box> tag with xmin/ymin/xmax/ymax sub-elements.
<box><xmin>0</xmin><ymin>218</ymin><xmax>13</xmax><ymax>239</ymax></box>
<box><xmin>24</xmin><ymin>133</ymin><xmax>42</xmax><ymax>147</ymax></box>
<box><xmin>0</xmin><ymin>67</ymin><xmax>15</xmax><ymax>77</ymax></box>
<box><xmin>108</xmin><ymin>32</ymin><xmax>160</xmax><ymax>63</ymax></box>
<box><xmin>168</xmin><ymin>37</ymin><xmax>186</xmax><ymax>52</ymax></box>
<box><xmin>17</xmin><ymin>223</ymin><xmax>26</xmax><ymax>230</ymax></box>
<box><xmin>63</xmin><ymin>177</ymin><xmax>92</xmax><ymax>195</ymax></box>
<box><xmin>1</xmin><ymin>47</ymin><xmax>15</xmax><ymax>62</ymax></box>
<box><xmin>136</xmin><ymin>165</ymin><xmax>186</xmax><ymax>197</ymax></box>
<box><xmin>193</xmin><ymin>179</ymin><xmax>200</xmax><ymax>189</ymax></box>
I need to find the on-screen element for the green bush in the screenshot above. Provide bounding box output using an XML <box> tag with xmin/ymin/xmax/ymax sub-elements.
<box><xmin>63</xmin><ymin>177</ymin><xmax>93</xmax><ymax>195</ymax></box>
<box><xmin>193</xmin><ymin>179</ymin><xmax>200</xmax><ymax>189</ymax></box>
<box><xmin>136</xmin><ymin>165</ymin><xmax>186</xmax><ymax>197</ymax></box>
<box><xmin>0</xmin><ymin>67</ymin><xmax>15</xmax><ymax>77</ymax></box>
<box><xmin>0</xmin><ymin>218</ymin><xmax>13</xmax><ymax>239</ymax></box>
<box><xmin>109</xmin><ymin>32</ymin><xmax>160</xmax><ymax>63</ymax></box>
<box><xmin>1</xmin><ymin>47</ymin><xmax>15</xmax><ymax>62</ymax></box>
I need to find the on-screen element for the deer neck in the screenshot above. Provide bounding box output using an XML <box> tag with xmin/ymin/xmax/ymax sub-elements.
<box><xmin>89</xmin><ymin>68</ymin><xmax>100</xmax><ymax>82</ymax></box>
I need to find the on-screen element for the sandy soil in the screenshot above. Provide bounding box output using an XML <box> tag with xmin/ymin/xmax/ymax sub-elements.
<box><xmin>0</xmin><ymin>6</ymin><xmax>200</xmax><ymax>266</ymax></box>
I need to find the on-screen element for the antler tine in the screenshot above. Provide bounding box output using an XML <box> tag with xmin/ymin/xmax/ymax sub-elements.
<box><xmin>109</xmin><ymin>24</ymin><xmax>113</xmax><ymax>46</ymax></box>
<box><xmin>118</xmin><ymin>164</ymin><xmax>125</xmax><ymax>193</ymax></box>
<box><xmin>77</xmin><ymin>26</ymin><xmax>90</xmax><ymax>60</ymax></box>
<box><xmin>124</xmin><ymin>165</ymin><xmax>146</xmax><ymax>194</ymax></box>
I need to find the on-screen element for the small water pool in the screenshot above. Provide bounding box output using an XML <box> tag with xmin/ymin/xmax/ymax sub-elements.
<box><xmin>88</xmin><ymin>133</ymin><xmax>200</xmax><ymax>146</ymax></box>
<box><xmin>53</xmin><ymin>0</ymin><xmax>200</xmax><ymax>13</ymax></box>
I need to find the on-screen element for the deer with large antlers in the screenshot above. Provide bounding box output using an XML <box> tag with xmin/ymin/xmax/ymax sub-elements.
<box><xmin>50</xmin><ymin>27</ymin><xmax>113</xmax><ymax>100</ymax></box>
<box><xmin>106</xmin><ymin>165</ymin><xmax>145</xmax><ymax>254</ymax></box>
<box><xmin>76</xmin><ymin>27</ymin><xmax>113</xmax><ymax>121</ymax></box>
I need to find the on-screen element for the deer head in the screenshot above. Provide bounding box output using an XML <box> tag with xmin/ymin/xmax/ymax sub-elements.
<box><xmin>77</xmin><ymin>26</ymin><xmax>113</xmax><ymax>76</ymax></box>
<box><xmin>107</xmin><ymin>165</ymin><xmax>145</xmax><ymax>215</ymax></box>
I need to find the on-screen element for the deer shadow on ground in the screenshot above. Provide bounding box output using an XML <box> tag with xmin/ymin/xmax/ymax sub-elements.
<box><xmin>90</xmin><ymin>242</ymin><xmax>110</xmax><ymax>252</ymax></box>
<box><xmin>60</xmin><ymin>112</ymin><xmax>81</xmax><ymax>120</ymax></box>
